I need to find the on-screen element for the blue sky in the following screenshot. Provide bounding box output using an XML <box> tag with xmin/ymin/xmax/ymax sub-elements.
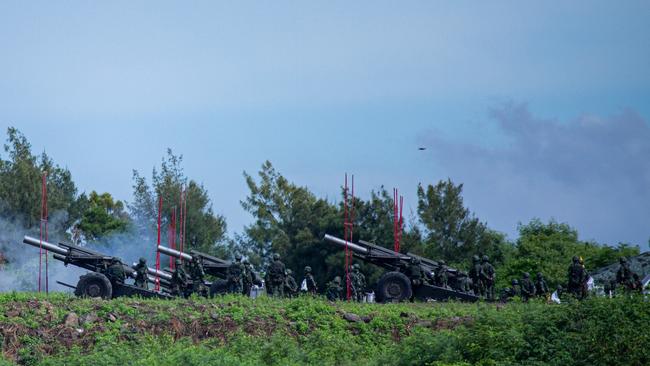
<box><xmin>1</xmin><ymin>1</ymin><xmax>649</xmax><ymax>248</ymax></box>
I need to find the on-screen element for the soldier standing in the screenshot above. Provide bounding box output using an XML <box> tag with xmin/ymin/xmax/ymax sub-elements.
<box><xmin>481</xmin><ymin>256</ymin><xmax>496</xmax><ymax>301</ymax></box>
<box><xmin>106</xmin><ymin>258</ymin><xmax>126</xmax><ymax>287</ymax></box>
<box><xmin>567</xmin><ymin>256</ymin><xmax>587</xmax><ymax>299</ymax></box>
<box><xmin>469</xmin><ymin>255</ymin><xmax>484</xmax><ymax>297</ymax></box>
<box><xmin>170</xmin><ymin>259</ymin><xmax>189</xmax><ymax>297</ymax></box>
<box><xmin>189</xmin><ymin>257</ymin><xmax>207</xmax><ymax>297</ymax></box>
<box><xmin>227</xmin><ymin>254</ymin><xmax>245</xmax><ymax>294</ymax></box>
<box><xmin>535</xmin><ymin>272</ymin><xmax>549</xmax><ymax>298</ymax></box>
<box><xmin>434</xmin><ymin>260</ymin><xmax>449</xmax><ymax>288</ymax></box>
<box><xmin>284</xmin><ymin>269</ymin><xmax>298</xmax><ymax>298</ymax></box>
<box><xmin>406</xmin><ymin>257</ymin><xmax>424</xmax><ymax>287</ymax></box>
<box><xmin>133</xmin><ymin>257</ymin><xmax>149</xmax><ymax>290</ymax></box>
<box><xmin>326</xmin><ymin>276</ymin><xmax>342</xmax><ymax>301</ymax></box>
<box><xmin>520</xmin><ymin>272</ymin><xmax>536</xmax><ymax>302</ymax></box>
<box><xmin>352</xmin><ymin>264</ymin><xmax>366</xmax><ymax>302</ymax></box>
<box><xmin>242</xmin><ymin>259</ymin><xmax>254</xmax><ymax>297</ymax></box>
<box><xmin>616</xmin><ymin>257</ymin><xmax>635</xmax><ymax>292</ymax></box>
<box><xmin>267</xmin><ymin>254</ymin><xmax>286</xmax><ymax>297</ymax></box>
<box><xmin>302</xmin><ymin>266</ymin><xmax>318</xmax><ymax>295</ymax></box>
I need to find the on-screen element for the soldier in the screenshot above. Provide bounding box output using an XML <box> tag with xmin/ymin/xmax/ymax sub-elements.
<box><xmin>170</xmin><ymin>259</ymin><xmax>189</xmax><ymax>297</ymax></box>
<box><xmin>325</xmin><ymin>276</ymin><xmax>342</xmax><ymax>301</ymax></box>
<box><xmin>106</xmin><ymin>258</ymin><xmax>126</xmax><ymax>287</ymax></box>
<box><xmin>189</xmin><ymin>257</ymin><xmax>207</xmax><ymax>297</ymax></box>
<box><xmin>567</xmin><ymin>256</ymin><xmax>587</xmax><ymax>299</ymax></box>
<box><xmin>352</xmin><ymin>264</ymin><xmax>366</xmax><ymax>302</ymax></box>
<box><xmin>633</xmin><ymin>273</ymin><xmax>644</xmax><ymax>295</ymax></box>
<box><xmin>267</xmin><ymin>254</ymin><xmax>286</xmax><ymax>297</ymax></box>
<box><xmin>469</xmin><ymin>255</ymin><xmax>484</xmax><ymax>297</ymax></box>
<box><xmin>407</xmin><ymin>257</ymin><xmax>424</xmax><ymax>287</ymax></box>
<box><xmin>302</xmin><ymin>266</ymin><xmax>318</xmax><ymax>295</ymax></box>
<box><xmin>242</xmin><ymin>259</ymin><xmax>254</xmax><ymax>297</ymax></box>
<box><xmin>227</xmin><ymin>254</ymin><xmax>245</xmax><ymax>295</ymax></box>
<box><xmin>535</xmin><ymin>272</ymin><xmax>549</xmax><ymax>298</ymax></box>
<box><xmin>434</xmin><ymin>260</ymin><xmax>449</xmax><ymax>288</ymax></box>
<box><xmin>133</xmin><ymin>257</ymin><xmax>149</xmax><ymax>290</ymax></box>
<box><xmin>520</xmin><ymin>272</ymin><xmax>536</xmax><ymax>302</ymax></box>
<box><xmin>500</xmin><ymin>279</ymin><xmax>520</xmax><ymax>303</ymax></box>
<box><xmin>616</xmin><ymin>257</ymin><xmax>635</xmax><ymax>292</ymax></box>
<box><xmin>481</xmin><ymin>255</ymin><xmax>496</xmax><ymax>301</ymax></box>
<box><xmin>284</xmin><ymin>269</ymin><xmax>298</xmax><ymax>298</ymax></box>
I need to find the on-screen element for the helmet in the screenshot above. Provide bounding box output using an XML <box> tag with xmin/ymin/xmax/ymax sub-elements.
<box><xmin>511</xmin><ymin>279</ymin><xmax>519</xmax><ymax>285</ymax></box>
<box><xmin>235</xmin><ymin>254</ymin><xmax>242</xmax><ymax>261</ymax></box>
<box><xmin>536</xmin><ymin>272</ymin><xmax>543</xmax><ymax>279</ymax></box>
<box><xmin>333</xmin><ymin>276</ymin><xmax>341</xmax><ymax>284</ymax></box>
<box><xmin>572</xmin><ymin>256</ymin><xmax>579</xmax><ymax>263</ymax></box>
<box><xmin>438</xmin><ymin>260</ymin><xmax>446</xmax><ymax>266</ymax></box>
<box><xmin>286</xmin><ymin>269</ymin><xmax>293</xmax><ymax>275</ymax></box>
<box><xmin>139</xmin><ymin>257</ymin><xmax>146</xmax><ymax>264</ymax></box>
<box><xmin>620</xmin><ymin>257</ymin><xmax>627</xmax><ymax>264</ymax></box>
<box><xmin>412</xmin><ymin>257</ymin><xmax>421</xmax><ymax>264</ymax></box>
<box><xmin>175</xmin><ymin>259</ymin><xmax>182</xmax><ymax>265</ymax></box>
<box><xmin>556</xmin><ymin>284</ymin><xmax>563</xmax><ymax>290</ymax></box>
<box><xmin>353</xmin><ymin>263</ymin><xmax>360</xmax><ymax>269</ymax></box>
<box><xmin>482</xmin><ymin>255</ymin><xmax>489</xmax><ymax>262</ymax></box>
<box><xmin>523</xmin><ymin>272</ymin><xmax>530</xmax><ymax>279</ymax></box>
<box><xmin>243</xmin><ymin>259</ymin><xmax>250</xmax><ymax>265</ymax></box>
<box><xmin>305</xmin><ymin>266</ymin><xmax>312</xmax><ymax>273</ymax></box>
<box><xmin>473</xmin><ymin>255</ymin><xmax>480</xmax><ymax>263</ymax></box>
<box><xmin>273</xmin><ymin>254</ymin><xmax>280</xmax><ymax>261</ymax></box>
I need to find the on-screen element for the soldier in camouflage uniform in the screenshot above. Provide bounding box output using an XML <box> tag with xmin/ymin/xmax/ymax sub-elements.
<box><xmin>106</xmin><ymin>258</ymin><xmax>126</xmax><ymax>287</ymax></box>
<box><xmin>227</xmin><ymin>254</ymin><xmax>245</xmax><ymax>294</ymax></box>
<box><xmin>170</xmin><ymin>259</ymin><xmax>189</xmax><ymax>297</ymax></box>
<box><xmin>567</xmin><ymin>256</ymin><xmax>587</xmax><ymax>299</ymax></box>
<box><xmin>242</xmin><ymin>259</ymin><xmax>254</xmax><ymax>297</ymax></box>
<box><xmin>302</xmin><ymin>266</ymin><xmax>318</xmax><ymax>295</ymax></box>
<box><xmin>481</xmin><ymin>256</ymin><xmax>496</xmax><ymax>301</ymax></box>
<box><xmin>326</xmin><ymin>276</ymin><xmax>342</xmax><ymax>301</ymax></box>
<box><xmin>133</xmin><ymin>257</ymin><xmax>149</xmax><ymax>289</ymax></box>
<box><xmin>267</xmin><ymin>254</ymin><xmax>286</xmax><ymax>297</ymax></box>
<box><xmin>189</xmin><ymin>257</ymin><xmax>208</xmax><ymax>297</ymax></box>
<box><xmin>616</xmin><ymin>257</ymin><xmax>635</xmax><ymax>292</ymax></box>
<box><xmin>352</xmin><ymin>264</ymin><xmax>366</xmax><ymax>302</ymax></box>
<box><xmin>435</xmin><ymin>260</ymin><xmax>449</xmax><ymax>288</ymax></box>
<box><xmin>500</xmin><ymin>279</ymin><xmax>520</xmax><ymax>303</ymax></box>
<box><xmin>520</xmin><ymin>272</ymin><xmax>536</xmax><ymax>302</ymax></box>
<box><xmin>469</xmin><ymin>255</ymin><xmax>484</xmax><ymax>297</ymax></box>
<box><xmin>535</xmin><ymin>272</ymin><xmax>549</xmax><ymax>299</ymax></box>
<box><xmin>284</xmin><ymin>269</ymin><xmax>298</xmax><ymax>298</ymax></box>
<box><xmin>406</xmin><ymin>257</ymin><xmax>424</xmax><ymax>287</ymax></box>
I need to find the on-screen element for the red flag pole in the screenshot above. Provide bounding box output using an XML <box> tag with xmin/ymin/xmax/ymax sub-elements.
<box><xmin>155</xmin><ymin>196</ymin><xmax>162</xmax><ymax>291</ymax></box>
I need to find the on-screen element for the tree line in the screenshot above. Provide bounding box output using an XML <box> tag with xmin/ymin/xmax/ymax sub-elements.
<box><xmin>0</xmin><ymin>128</ymin><xmax>641</xmax><ymax>289</ymax></box>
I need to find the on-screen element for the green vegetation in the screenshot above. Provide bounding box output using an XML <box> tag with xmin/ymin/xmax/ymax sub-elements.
<box><xmin>0</xmin><ymin>293</ymin><xmax>647</xmax><ymax>366</ymax></box>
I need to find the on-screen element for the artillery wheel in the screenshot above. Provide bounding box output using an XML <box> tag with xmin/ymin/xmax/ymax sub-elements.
<box><xmin>376</xmin><ymin>271</ymin><xmax>413</xmax><ymax>303</ymax></box>
<box><xmin>209</xmin><ymin>279</ymin><xmax>229</xmax><ymax>297</ymax></box>
<box><xmin>75</xmin><ymin>273</ymin><xmax>113</xmax><ymax>299</ymax></box>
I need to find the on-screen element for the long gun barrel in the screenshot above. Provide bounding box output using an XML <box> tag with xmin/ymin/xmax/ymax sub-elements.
<box><xmin>323</xmin><ymin>234</ymin><xmax>411</xmax><ymax>261</ymax></box>
<box><xmin>23</xmin><ymin>236</ymin><xmax>69</xmax><ymax>256</ymax></box>
<box><xmin>323</xmin><ymin>234</ymin><xmax>370</xmax><ymax>255</ymax></box>
<box><xmin>157</xmin><ymin>245</ymin><xmax>194</xmax><ymax>262</ymax></box>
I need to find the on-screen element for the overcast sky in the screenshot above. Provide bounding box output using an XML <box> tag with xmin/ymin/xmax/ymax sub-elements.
<box><xmin>1</xmin><ymin>1</ymin><xmax>649</xmax><ymax>248</ymax></box>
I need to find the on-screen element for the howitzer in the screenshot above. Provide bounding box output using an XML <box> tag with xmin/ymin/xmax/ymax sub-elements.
<box><xmin>157</xmin><ymin>245</ymin><xmax>262</xmax><ymax>297</ymax></box>
<box><xmin>323</xmin><ymin>234</ymin><xmax>478</xmax><ymax>303</ymax></box>
<box><xmin>22</xmin><ymin>236</ymin><xmax>171</xmax><ymax>299</ymax></box>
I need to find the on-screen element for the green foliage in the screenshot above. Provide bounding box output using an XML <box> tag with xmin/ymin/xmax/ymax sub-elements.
<box><xmin>130</xmin><ymin>149</ymin><xmax>228</xmax><ymax>256</ymax></box>
<box><xmin>75</xmin><ymin>191</ymin><xmax>130</xmax><ymax>240</ymax></box>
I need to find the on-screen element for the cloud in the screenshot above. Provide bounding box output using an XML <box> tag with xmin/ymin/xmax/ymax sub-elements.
<box><xmin>419</xmin><ymin>103</ymin><xmax>650</xmax><ymax>247</ymax></box>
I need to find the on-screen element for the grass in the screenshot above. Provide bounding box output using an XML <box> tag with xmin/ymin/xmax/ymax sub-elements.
<box><xmin>0</xmin><ymin>292</ymin><xmax>648</xmax><ymax>365</ymax></box>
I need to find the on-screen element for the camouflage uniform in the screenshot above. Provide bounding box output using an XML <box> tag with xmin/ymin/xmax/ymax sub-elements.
<box><xmin>520</xmin><ymin>272</ymin><xmax>536</xmax><ymax>302</ymax></box>
<box><xmin>468</xmin><ymin>255</ymin><xmax>484</xmax><ymax>297</ymax></box>
<box><xmin>106</xmin><ymin>258</ymin><xmax>126</xmax><ymax>286</ymax></box>
<box><xmin>133</xmin><ymin>257</ymin><xmax>149</xmax><ymax>290</ymax></box>
<box><xmin>189</xmin><ymin>258</ymin><xmax>208</xmax><ymax>297</ymax></box>
<box><xmin>352</xmin><ymin>264</ymin><xmax>366</xmax><ymax>302</ymax></box>
<box><xmin>616</xmin><ymin>257</ymin><xmax>635</xmax><ymax>292</ymax></box>
<box><xmin>500</xmin><ymin>279</ymin><xmax>520</xmax><ymax>303</ymax></box>
<box><xmin>407</xmin><ymin>258</ymin><xmax>424</xmax><ymax>286</ymax></box>
<box><xmin>227</xmin><ymin>255</ymin><xmax>245</xmax><ymax>294</ymax></box>
<box><xmin>567</xmin><ymin>256</ymin><xmax>587</xmax><ymax>299</ymax></box>
<box><xmin>267</xmin><ymin>254</ymin><xmax>286</xmax><ymax>297</ymax></box>
<box><xmin>303</xmin><ymin>266</ymin><xmax>318</xmax><ymax>295</ymax></box>
<box><xmin>434</xmin><ymin>260</ymin><xmax>448</xmax><ymax>288</ymax></box>
<box><xmin>325</xmin><ymin>276</ymin><xmax>342</xmax><ymax>301</ymax></box>
<box><xmin>170</xmin><ymin>259</ymin><xmax>189</xmax><ymax>297</ymax></box>
<box><xmin>284</xmin><ymin>269</ymin><xmax>298</xmax><ymax>298</ymax></box>
<box><xmin>242</xmin><ymin>260</ymin><xmax>254</xmax><ymax>297</ymax></box>
<box><xmin>481</xmin><ymin>256</ymin><xmax>496</xmax><ymax>301</ymax></box>
<box><xmin>535</xmin><ymin>272</ymin><xmax>549</xmax><ymax>298</ymax></box>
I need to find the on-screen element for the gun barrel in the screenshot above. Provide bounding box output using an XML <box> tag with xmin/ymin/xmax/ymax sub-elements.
<box><xmin>23</xmin><ymin>236</ymin><xmax>68</xmax><ymax>256</ymax></box>
<box><xmin>157</xmin><ymin>245</ymin><xmax>193</xmax><ymax>262</ymax></box>
<box><xmin>147</xmin><ymin>267</ymin><xmax>173</xmax><ymax>281</ymax></box>
<box><xmin>323</xmin><ymin>234</ymin><xmax>369</xmax><ymax>255</ymax></box>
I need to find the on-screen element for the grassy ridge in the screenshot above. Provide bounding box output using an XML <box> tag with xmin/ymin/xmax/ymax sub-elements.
<box><xmin>0</xmin><ymin>293</ymin><xmax>648</xmax><ymax>366</ymax></box>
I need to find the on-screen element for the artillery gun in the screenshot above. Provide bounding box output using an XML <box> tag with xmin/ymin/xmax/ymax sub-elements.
<box><xmin>323</xmin><ymin>234</ymin><xmax>478</xmax><ymax>303</ymax></box>
<box><xmin>22</xmin><ymin>236</ymin><xmax>172</xmax><ymax>299</ymax></box>
<box><xmin>157</xmin><ymin>245</ymin><xmax>262</xmax><ymax>297</ymax></box>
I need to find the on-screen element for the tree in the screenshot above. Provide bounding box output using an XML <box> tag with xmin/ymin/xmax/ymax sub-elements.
<box><xmin>0</xmin><ymin>127</ymin><xmax>83</xmax><ymax>236</ymax></box>
<box><xmin>75</xmin><ymin>191</ymin><xmax>130</xmax><ymax>241</ymax></box>
<box><xmin>129</xmin><ymin>149</ymin><xmax>228</xmax><ymax>256</ymax></box>
<box><xmin>416</xmin><ymin>179</ymin><xmax>504</xmax><ymax>265</ymax></box>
